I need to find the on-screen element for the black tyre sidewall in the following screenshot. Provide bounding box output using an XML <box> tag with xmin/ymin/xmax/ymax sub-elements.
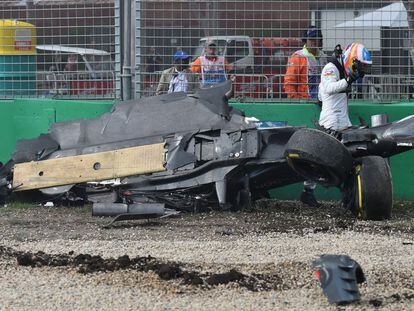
<box><xmin>285</xmin><ymin>128</ymin><xmax>353</xmax><ymax>186</ymax></box>
<box><xmin>356</xmin><ymin>156</ymin><xmax>393</xmax><ymax>220</ymax></box>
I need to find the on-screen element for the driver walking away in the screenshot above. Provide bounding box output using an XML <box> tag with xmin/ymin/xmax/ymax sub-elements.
<box><xmin>300</xmin><ymin>43</ymin><xmax>372</xmax><ymax>206</ymax></box>
<box><xmin>299</xmin><ymin>43</ymin><xmax>372</xmax><ymax>207</ymax></box>
<box><xmin>318</xmin><ymin>42</ymin><xmax>372</xmax><ymax>136</ymax></box>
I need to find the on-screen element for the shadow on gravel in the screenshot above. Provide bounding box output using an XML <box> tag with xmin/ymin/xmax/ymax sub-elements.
<box><xmin>245</xmin><ymin>200</ymin><xmax>357</xmax><ymax>234</ymax></box>
<box><xmin>1</xmin><ymin>200</ymin><xmax>413</xmax><ymax>239</ymax></box>
<box><xmin>102</xmin><ymin>220</ymin><xmax>166</xmax><ymax>230</ymax></box>
<box><xmin>246</xmin><ymin>199</ymin><xmax>414</xmax><ymax>235</ymax></box>
<box><xmin>0</xmin><ymin>245</ymin><xmax>306</xmax><ymax>292</ymax></box>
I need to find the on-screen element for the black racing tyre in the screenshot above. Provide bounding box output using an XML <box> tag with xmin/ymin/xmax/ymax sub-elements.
<box><xmin>343</xmin><ymin>156</ymin><xmax>392</xmax><ymax>220</ymax></box>
<box><xmin>284</xmin><ymin>128</ymin><xmax>353</xmax><ymax>187</ymax></box>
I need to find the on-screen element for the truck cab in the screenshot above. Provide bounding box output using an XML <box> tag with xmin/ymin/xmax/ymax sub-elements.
<box><xmin>194</xmin><ymin>36</ymin><xmax>302</xmax><ymax>98</ymax></box>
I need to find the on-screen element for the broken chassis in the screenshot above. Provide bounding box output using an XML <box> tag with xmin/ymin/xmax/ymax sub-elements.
<box><xmin>1</xmin><ymin>82</ymin><xmax>413</xmax><ymax>220</ymax></box>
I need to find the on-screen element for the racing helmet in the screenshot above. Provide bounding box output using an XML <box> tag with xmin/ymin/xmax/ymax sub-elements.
<box><xmin>342</xmin><ymin>43</ymin><xmax>372</xmax><ymax>76</ymax></box>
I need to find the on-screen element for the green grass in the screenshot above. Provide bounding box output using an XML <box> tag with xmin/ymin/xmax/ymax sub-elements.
<box><xmin>1</xmin><ymin>201</ymin><xmax>92</xmax><ymax>214</ymax></box>
<box><xmin>1</xmin><ymin>201</ymin><xmax>36</xmax><ymax>210</ymax></box>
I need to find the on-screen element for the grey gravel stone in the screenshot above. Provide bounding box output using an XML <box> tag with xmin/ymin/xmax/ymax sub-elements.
<box><xmin>0</xmin><ymin>200</ymin><xmax>413</xmax><ymax>310</ymax></box>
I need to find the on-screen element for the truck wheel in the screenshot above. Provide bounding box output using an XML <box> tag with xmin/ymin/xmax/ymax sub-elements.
<box><xmin>343</xmin><ymin>156</ymin><xmax>392</xmax><ymax>220</ymax></box>
<box><xmin>284</xmin><ymin>128</ymin><xmax>353</xmax><ymax>187</ymax></box>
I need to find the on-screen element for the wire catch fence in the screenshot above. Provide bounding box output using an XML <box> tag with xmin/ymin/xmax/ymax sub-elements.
<box><xmin>0</xmin><ymin>1</ymin><xmax>413</xmax><ymax>102</ymax></box>
<box><xmin>136</xmin><ymin>0</ymin><xmax>414</xmax><ymax>102</ymax></box>
<box><xmin>0</xmin><ymin>0</ymin><xmax>116</xmax><ymax>100</ymax></box>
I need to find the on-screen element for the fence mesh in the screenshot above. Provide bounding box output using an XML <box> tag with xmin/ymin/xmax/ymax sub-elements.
<box><xmin>0</xmin><ymin>0</ymin><xmax>116</xmax><ymax>99</ymax></box>
<box><xmin>0</xmin><ymin>1</ymin><xmax>413</xmax><ymax>102</ymax></box>
<box><xmin>137</xmin><ymin>0</ymin><xmax>414</xmax><ymax>102</ymax></box>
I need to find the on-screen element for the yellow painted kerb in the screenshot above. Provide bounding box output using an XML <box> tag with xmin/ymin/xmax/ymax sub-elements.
<box><xmin>0</xmin><ymin>20</ymin><xmax>36</xmax><ymax>55</ymax></box>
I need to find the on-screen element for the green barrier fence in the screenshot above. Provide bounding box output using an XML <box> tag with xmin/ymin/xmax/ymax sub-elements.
<box><xmin>0</xmin><ymin>98</ymin><xmax>113</xmax><ymax>166</ymax></box>
<box><xmin>1</xmin><ymin>99</ymin><xmax>413</xmax><ymax>200</ymax></box>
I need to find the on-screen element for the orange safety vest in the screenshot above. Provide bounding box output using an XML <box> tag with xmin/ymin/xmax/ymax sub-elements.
<box><xmin>284</xmin><ymin>47</ymin><xmax>326</xmax><ymax>99</ymax></box>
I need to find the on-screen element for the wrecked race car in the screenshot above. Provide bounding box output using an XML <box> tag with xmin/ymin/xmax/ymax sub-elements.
<box><xmin>1</xmin><ymin>82</ymin><xmax>413</xmax><ymax>221</ymax></box>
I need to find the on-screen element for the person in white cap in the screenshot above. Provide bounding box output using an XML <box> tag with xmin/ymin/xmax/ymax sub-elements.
<box><xmin>190</xmin><ymin>41</ymin><xmax>231</xmax><ymax>87</ymax></box>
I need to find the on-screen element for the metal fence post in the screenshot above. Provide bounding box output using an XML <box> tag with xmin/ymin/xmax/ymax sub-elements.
<box><xmin>115</xmin><ymin>0</ymin><xmax>121</xmax><ymax>99</ymax></box>
<box><xmin>121</xmin><ymin>0</ymin><xmax>133</xmax><ymax>101</ymax></box>
<box><xmin>135</xmin><ymin>0</ymin><xmax>141</xmax><ymax>99</ymax></box>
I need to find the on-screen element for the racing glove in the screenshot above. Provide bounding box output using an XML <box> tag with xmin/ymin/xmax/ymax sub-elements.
<box><xmin>346</xmin><ymin>71</ymin><xmax>358</xmax><ymax>86</ymax></box>
<box><xmin>357</xmin><ymin>69</ymin><xmax>365</xmax><ymax>79</ymax></box>
<box><xmin>354</xmin><ymin>59</ymin><xmax>367</xmax><ymax>79</ymax></box>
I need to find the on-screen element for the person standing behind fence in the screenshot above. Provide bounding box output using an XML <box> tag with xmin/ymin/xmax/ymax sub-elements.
<box><xmin>156</xmin><ymin>50</ymin><xmax>198</xmax><ymax>95</ymax></box>
<box><xmin>284</xmin><ymin>26</ymin><xmax>327</xmax><ymax>99</ymax></box>
<box><xmin>190</xmin><ymin>41</ymin><xmax>232</xmax><ymax>87</ymax></box>
<box><xmin>146</xmin><ymin>46</ymin><xmax>163</xmax><ymax>73</ymax></box>
<box><xmin>283</xmin><ymin>27</ymin><xmax>327</xmax><ymax>207</ymax></box>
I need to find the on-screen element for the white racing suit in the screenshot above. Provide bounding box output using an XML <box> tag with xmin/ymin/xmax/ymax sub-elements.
<box><xmin>304</xmin><ymin>62</ymin><xmax>351</xmax><ymax>193</ymax></box>
<box><xmin>318</xmin><ymin>62</ymin><xmax>351</xmax><ymax>131</ymax></box>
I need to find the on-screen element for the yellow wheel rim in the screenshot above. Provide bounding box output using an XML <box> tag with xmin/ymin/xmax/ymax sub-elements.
<box><xmin>355</xmin><ymin>165</ymin><xmax>363</xmax><ymax>218</ymax></box>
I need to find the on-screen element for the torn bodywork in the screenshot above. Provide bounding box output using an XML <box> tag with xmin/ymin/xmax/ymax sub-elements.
<box><xmin>1</xmin><ymin>81</ymin><xmax>414</xmax><ymax>220</ymax></box>
<box><xmin>312</xmin><ymin>254</ymin><xmax>365</xmax><ymax>305</ymax></box>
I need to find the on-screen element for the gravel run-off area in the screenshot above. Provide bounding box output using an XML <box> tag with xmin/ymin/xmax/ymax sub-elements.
<box><xmin>0</xmin><ymin>199</ymin><xmax>413</xmax><ymax>310</ymax></box>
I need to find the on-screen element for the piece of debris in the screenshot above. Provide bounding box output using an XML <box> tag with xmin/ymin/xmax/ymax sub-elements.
<box><xmin>92</xmin><ymin>203</ymin><xmax>180</xmax><ymax>227</ymax></box>
<box><xmin>312</xmin><ymin>254</ymin><xmax>365</xmax><ymax>305</ymax></box>
<box><xmin>402</xmin><ymin>241</ymin><xmax>413</xmax><ymax>245</ymax></box>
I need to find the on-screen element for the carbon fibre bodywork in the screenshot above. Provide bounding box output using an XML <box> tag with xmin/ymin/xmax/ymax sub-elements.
<box><xmin>1</xmin><ymin>81</ymin><xmax>413</xmax><ymax>215</ymax></box>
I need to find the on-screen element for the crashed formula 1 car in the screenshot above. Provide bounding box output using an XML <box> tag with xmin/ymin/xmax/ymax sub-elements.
<box><xmin>1</xmin><ymin>82</ymin><xmax>413</xmax><ymax>221</ymax></box>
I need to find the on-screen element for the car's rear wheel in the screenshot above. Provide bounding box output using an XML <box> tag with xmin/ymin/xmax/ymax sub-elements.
<box><xmin>284</xmin><ymin>128</ymin><xmax>353</xmax><ymax>187</ymax></box>
<box><xmin>343</xmin><ymin>156</ymin><xmax>392</xmax><ymax>220</ymax></box>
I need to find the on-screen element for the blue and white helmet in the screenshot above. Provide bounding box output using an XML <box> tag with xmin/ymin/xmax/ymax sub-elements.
<box><xmin>342</xmin><ymin>43</ymin><xmax>372</xmax><ymax>76</ymax></box>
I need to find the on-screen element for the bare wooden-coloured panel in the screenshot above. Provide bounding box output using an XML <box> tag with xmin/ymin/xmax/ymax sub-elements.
<box><xmin>13</xmin><ymin>143</ymin><xmax>166</xmax><ymax>191</ymax></box>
